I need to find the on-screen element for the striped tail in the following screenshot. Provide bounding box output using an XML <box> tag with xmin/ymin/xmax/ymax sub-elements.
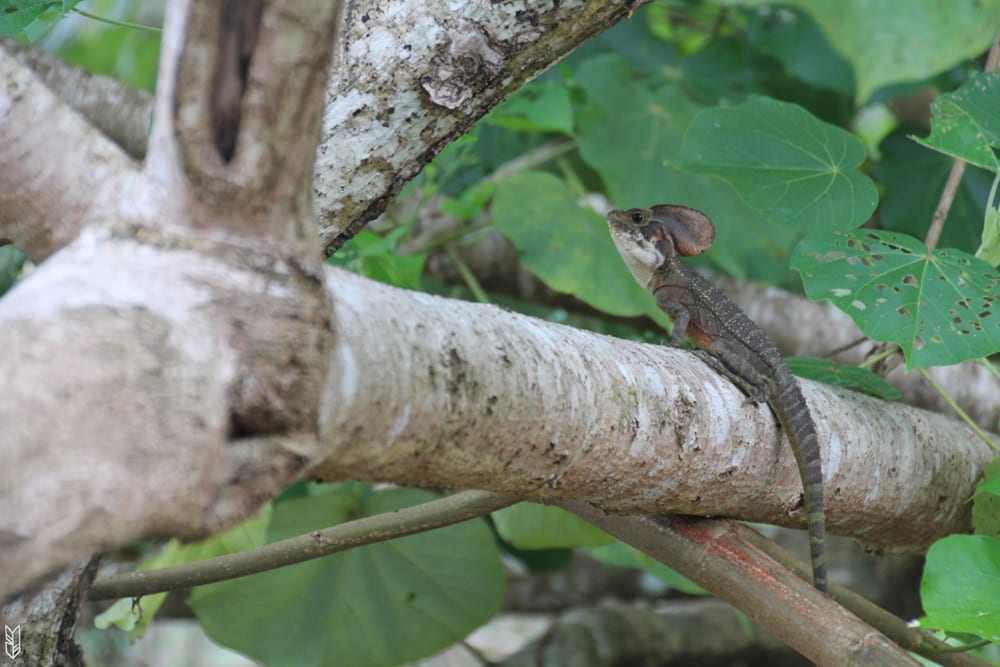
<box><xmin>769</xmin><ymin>366</ymin><xmax>827</xmax><ymax>593</ymax></box>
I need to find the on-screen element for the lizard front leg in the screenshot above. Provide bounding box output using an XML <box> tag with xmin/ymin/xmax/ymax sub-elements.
<box><xmin>655</xmin><ymin>294</ymin><xmax>692</xmax><ymax>348</ymax></box>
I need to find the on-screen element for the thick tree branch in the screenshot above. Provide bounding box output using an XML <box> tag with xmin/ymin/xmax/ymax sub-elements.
<box><xmin>314</xmin><ymin>268</ymin><xmax>993</xmax><ymax>554</ymax></box>
<box><xmin>0</xmin><ymin>36</ymin><xmax>154</xmax><ymax>160</ymax></box>
<box><xmin>0</xmin><ymin>0</ymin><xmax>343</xmax><ymax>598</ymax></box>
<box><xmin>3</xmin><ymin>2</ymin><xmax>650</xmax><ymax>260</ymax></box>
<box><xmin>315</xmin><ymin>0</ymin><xmax>649</xmax><ymax>254</ymax></box>
<box><xmin>3</xmin><ymin>264</ymin><xmax>991</xmax><ymax>598</ymax></box>
<box><xmin>401</xmin><ymin>196</ymin><xmax>1000</xmax><ymax>430</ymax></box>
<box><xmin>0</xmin><ymin>48</ymin><xmax>137</xmax><ymax>262</ymax></box>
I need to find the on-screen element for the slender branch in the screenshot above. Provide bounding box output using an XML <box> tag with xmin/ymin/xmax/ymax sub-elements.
<box><xmin>737</xmin><ymin>524</ymin><xmax>993</xmax><ymax>667</ymax></box>
<box><xmin>559</xmin><ymin>504</ymin><xmax>917</xmax><ymax>665</ymax></box>
<box><xmin>918</xmin><ymin>368</ymin><xmax>1000</xmax><ymax>454</ymax></box>
<box><xmin>926</xmin><ymin>160</ymin><xmax>967</xmax><ymax>252</ymax></box>
<box><xmin>88</xmin><ymin>490</ymin><xmax>517</xmax><ymax>600</ymax></box>
<box><xmin>446</xmin><ymin>246</ymin><xmax>490</xmax><ymax>303</ymax></box>
<box><xmin>72</xmin><ymin>8</ymin><xmax>162</xmax><ymax>33</ymax></box>
<box><xmin>925</xmin><ymin>33</ymin><xmax>1000</xmax><ymax>251</ymax></box>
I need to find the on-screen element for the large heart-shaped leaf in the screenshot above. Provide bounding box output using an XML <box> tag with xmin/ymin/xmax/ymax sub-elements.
<box><xmin>189</xmin><ymin>488</ymin><xmax>504</xmax><ymax>667</ymax></box>
<box><xmin>793</xmin><ymin>230</ymin><xmax>1000</xmax><ymax>369</ymax></box>
<box><xmin>679</xmin><ymin>96</ymin><xmax>877</xmax><ymax>232</ymax></box>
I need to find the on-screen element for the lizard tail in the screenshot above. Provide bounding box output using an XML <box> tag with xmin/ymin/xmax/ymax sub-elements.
<box><xmin>771</xmin><ymin>367</ymin><xmax>828</xmax><ymax>594</ymax></box>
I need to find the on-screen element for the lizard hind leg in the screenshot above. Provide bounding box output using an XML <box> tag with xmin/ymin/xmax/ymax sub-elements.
<box><xmin>691</xmin><ymin>349</ymin><xmax>770</xmax><ymax>405</ymax></box>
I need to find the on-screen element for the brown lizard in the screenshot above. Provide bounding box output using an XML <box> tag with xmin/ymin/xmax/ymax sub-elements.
<box><xmin>607</xmin><ymin>204</ymin><xmax>828</xmax><ymax>593</ymax></box>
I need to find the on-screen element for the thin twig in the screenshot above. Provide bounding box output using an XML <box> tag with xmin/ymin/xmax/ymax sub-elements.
<box><xmin>925</xmin><ymin>34</ymin><xmax>1000</xmax><ymax>251</ymax></box>
<box><xmin>918</xmin><ymin>368</ymin><xmax>1000</xmax><ymax>454</ymax></box>
<box><xmin>857</xmin><ymin>345</ymin><xmax>899</xmax><ymax>369</ymax></box>
<box><xmin>72</xmin><ymin>8</ymin><xmax>162</xmax><ymax>33</ymax></box>
<box><xmin>926</xmin><ymin>160</ymin><xmax>968</xmax><ymax>251</ymax></box>
<box><xmin>447</xmin><ymin>245</ymin><xmax>491</xmax><ymax>303</ymax></box>
<box><xmin>823</xmin><ymin>336</ymin><xmax>869</xmax><ymax>358</ymax></box>
<box><xmin>87</xmin><ymin>490</ymin><xmax>517</xmax><ymax>601</ymax></box>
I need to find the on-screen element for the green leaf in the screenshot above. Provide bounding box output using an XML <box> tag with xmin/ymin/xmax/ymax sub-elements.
<box><xmin>675</xmin><ymin>38</ymin><xmax>766</xmax><ymax>104</ymax></box>
<box><xmin>737</xmin><ymin>0</ymin><xmax>1000</xmax><ymax>102</ymax></box>
<box><xmin>0</xmin><ymin>245</ymin><xmax>25</xmax><ymax>297</ymax></box>
<box><xmin>678</xmin><ymin>96</ymin><xmax>877</xmax><ymax>232</ymax></box>
<box><xmin>575</xmin><ymin>55</ymin><xmax>698</xmax><ymax>205</ymax></box>
<box><xmin>488</xmin><ymin>81</ymin><xmax>574</xmax><ymax>135</ymax></box>
<box><xmin>0</xmin><ymin>0</ymin><xmax>59</xmax><ymax>37</ymax></box>
<box><xmin>440</xmin><ymin>181</ymin><xmax>496</xmax><ymax>222</ymax></box>
<box><xmin>327</xmin><ymin>229</ymin><xmax>426</xmax><ymax>290</ymax></box>
<box><xmin>574</xmin><ymin>54</ymin><xmax>800</xmax><ymax>285</ymax></box>
<box><xmin>785</xmin><ymin>357</ymin><xmax>901</xmax><ymax>400</ymax></box>
<box><xmin>974</xmin><ymin>460</ymin><xmax>1000</xmax><ymax>539</ymax></box>
<box><xmin>912</xmin><ymin>72</ymin><xmax>1000</xmax><ymax>172</ymax></box>
<box><xmin>746</xmin><ymin>6</ymin><xmax>854</xmax><ymax>96</ymax></box>
<box><xmin>491</xmin><ymin>170</ymin><xmax>666</xmax><ymax>323</ymax></box>
<box><xmin>189</xmin><ymin>488</ymin><xmax>505</xmax><ymax>667</ymax></box>
<box><xmin>978</xmin><ymin>461</ymin><xmax>1000</xmax><ymax>498</ymax></box>
<box><xmin>792</xmin><ymin>230</ymin><xmax>1000</xmax><ymax>369</ymax></box>
<box><xmin>922</xmin><ymin>535</ymin><xmax>1000</xmax><ymax>641</ymax></box>
<box><xmin>492</xmin><ymin>503</ymin><xmax>613</xmax><ymax>550</ymax></box>
<box><xmin>979</xmin><ymin>205</ymin><xmax>1000</xmax><ymax>267</ymax></box>
<box><xmin>584</xmin><ymin>542</ymin><xmax>706</xmax><ymax>595</ymax></box>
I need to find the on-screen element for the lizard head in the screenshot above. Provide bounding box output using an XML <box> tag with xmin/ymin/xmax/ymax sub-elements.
<box><xmin>607</xmin><ymin>205</ymin><xmax>716</xmax><ymax>286</ymax></box>
<box><xmin>607</xmin><ymin>208</ymin><xmax>668</xmax><ymax>287</ymax></box>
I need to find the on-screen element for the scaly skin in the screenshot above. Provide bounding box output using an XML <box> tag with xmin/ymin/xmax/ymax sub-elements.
<box><xmin>607</xmin><ymin>205</ymin><xmax>828</xmax><ymax>593</ymax></box>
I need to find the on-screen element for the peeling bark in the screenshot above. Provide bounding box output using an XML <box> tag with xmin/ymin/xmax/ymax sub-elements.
<box><xmin>315</xmin><ymin>0</ymin><xmax>648</xmax><ymax>254</ymax></box>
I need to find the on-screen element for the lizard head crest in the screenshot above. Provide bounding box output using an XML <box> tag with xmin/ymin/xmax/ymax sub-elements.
<box><xmin>607</xmin><ymin>205</ymin><xmax>716</xmax><ymax>287</ymax></box>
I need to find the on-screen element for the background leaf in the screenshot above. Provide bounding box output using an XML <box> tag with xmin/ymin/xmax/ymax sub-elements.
<box><xmin>744</xmin><ymin>6</ymin><xmax>854</xmax><ymax>96</ymax></box>
<box><xmin>0</xmin><ymin>0</ymin><xmax>59</xmax><ymax>37</ymax></box>
<box><xmin>574</xmin><ymin>54</ymin><xmax>800</xmax><ymax>285</ymax></box>
<box><xmin>734</xmin><ymin>0</ymin><xmax>1000</xmax><ymax>102</ymax></box>
<box><xmin>487</xmin><ymin>80</ymin><xmax>574</xmax><ymax>135</ymax></box>
<box><xmin>785</xmin><ymin>357</ymin><xmax>901</xmax><ymax>400</ymax></box>
<box><xmin>678</xmin><ymin>96</ymin><xmax>877</xmax><ymax>232</ymax></box>
<box><xmin>327</xmin><ymin>229</ymin><xmax>426</xmax><ymax>290</ymax></box>
<box><xmin>491</xmin><ymin>170</ymin><xmax>665</xmax><ymax>322</ymax></box>
<box><xmin>921</xmin><ymin>535</ymin><xmax>1000</xmax><ymax>641</ymax></box>
<box><xmin>95</xmin><ymin>505</ymin><xmax>272</xmax><ymax>638</ymax></box>
<box><xmin>793</xmin><ymin>230</ymin><xmax>1000</xmax><ymax>369</ymax></box>
<box><xmin>912</xmin><ymin>71</ymin><xmax>1000</xmax><ymax>171</ymax></box>
<box><xmin>584</xmin><ymin>541</ymin><xmax>706</xmax><ymax>595</ymax></box>
<box><xmin>189</xmin><ymin>488</ymin><xmax>505</xmax><ymax>667</ymax></box>
<box><xmin>492</xmin><ymin>503</ymin><xmax>613</xmax><ymax>550</ymax></box>
<box><xmin>973</xmin><ymin>460</ymin><xmax>1000</xmax><ymax>539</ymax></box>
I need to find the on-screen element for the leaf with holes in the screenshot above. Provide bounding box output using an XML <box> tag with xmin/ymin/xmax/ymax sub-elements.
<box><xmin>0</xmin><ymin>0</ymin><xmax>56</xmax><ymax>36</ymax></box>
<box><xmin>792</xmin><ymin>230</ymin><xmax>1000</xmax><ymax>369</ymax></box>
<box><xmin>912</xmin><ymin>71</ymin><xmax>1000</xmax><ymax>172</ymax></box>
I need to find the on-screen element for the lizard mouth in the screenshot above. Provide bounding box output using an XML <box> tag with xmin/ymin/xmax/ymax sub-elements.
<box><xmin>606</xmin><ymin>209</ymin><xmax>628</xmax><ymax>229</ymax></box>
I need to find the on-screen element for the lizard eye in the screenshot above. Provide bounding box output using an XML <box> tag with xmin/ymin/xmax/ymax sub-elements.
<box><xmin>630</xmin><ymin>211</ymin><xmax>644</xmax><ymax>224</ymax></box>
